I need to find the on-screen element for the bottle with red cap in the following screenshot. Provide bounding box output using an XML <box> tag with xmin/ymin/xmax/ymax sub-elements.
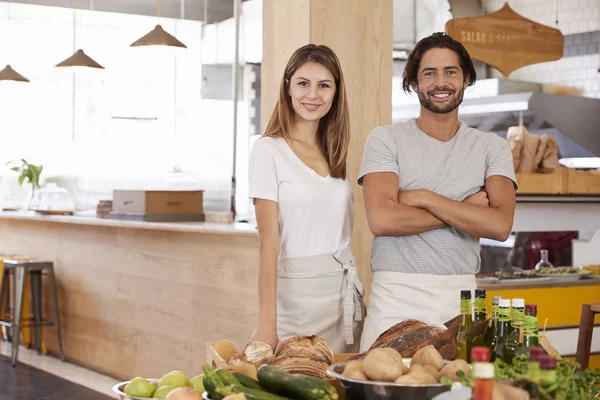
<box><xmin>527</xmin><ymin>346</ymin><xmax>546</xmax><ymax>383</ymax></box>
<box><xmin>471</xmin><ymin>346</ymin><xmax>494</xmax><ymax>400</ymax></box>
<box><xmin>538</xmin><ymin>355</ymin><xmax>558</xmax><ymax>391</ymax></box>
<box><xmin>516</xmin><ymin>304</ymin><xmax>539</xmax><ymax>358</ymax></box>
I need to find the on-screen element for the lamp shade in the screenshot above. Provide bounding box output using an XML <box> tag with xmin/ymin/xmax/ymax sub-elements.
<box><xmin>0</xmin><ymin>64</ymin><xmax>30</xmax><ymax>82</ymax></box>
<box><xmin>130</xmin><ymin>24</ymin><xmax>187</xmax><ymax>49</ymax></box>
<box><xmin>56</xmin><ymin>49</ymin><xmax>105</xmax><ymax>69</ymax></box>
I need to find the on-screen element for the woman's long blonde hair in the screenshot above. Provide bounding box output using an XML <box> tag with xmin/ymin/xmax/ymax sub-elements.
<box><xmin>263</xmin><ymin>44</ymin><xmax>350</xmax><ymax>179</ymax></box>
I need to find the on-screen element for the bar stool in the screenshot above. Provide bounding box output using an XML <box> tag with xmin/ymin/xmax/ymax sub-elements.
<box><xmin>0</xmin><ymin>258</ymin><xmax>66</xmax><ymax>366</ymax></box>
<box><xmin>575</xmin><ymin>303</ymin><xmax>600</xmax><ymax>370</ymax></box>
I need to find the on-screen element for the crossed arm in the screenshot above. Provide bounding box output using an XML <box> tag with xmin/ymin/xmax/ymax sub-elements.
<box><xmin>363</xmin><ymin>172</ymin><xmax>516</xmax><ymax>241</ymax></box>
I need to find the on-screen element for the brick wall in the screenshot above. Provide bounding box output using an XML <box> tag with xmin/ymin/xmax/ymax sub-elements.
<box><xmin>484</xmin><ymin>0</ymin><xmax>600</xmax><ymax>98</ymax></box>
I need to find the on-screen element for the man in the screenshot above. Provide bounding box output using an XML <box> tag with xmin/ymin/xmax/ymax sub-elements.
<box><xmin>358</xmin><ymin>32</ymin><xmax>517</xmax><ymax>351</ymax></box>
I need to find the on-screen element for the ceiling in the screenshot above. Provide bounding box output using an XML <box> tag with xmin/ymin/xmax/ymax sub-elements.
<box><xmin>6</xmin><ymin>0</ymin><xmax>247</xmax><ymax>24</ymax></box>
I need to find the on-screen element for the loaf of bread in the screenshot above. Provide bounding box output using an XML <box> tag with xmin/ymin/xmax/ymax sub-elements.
<box><xmin>270</xmin><ymin>355</ymin><xmax>330</xmax><ymax>379</ymax></box>
<box><xmin>274</xmin><ymin>335</ymin><xmax>333</xmax><ymax>365</ymax></box>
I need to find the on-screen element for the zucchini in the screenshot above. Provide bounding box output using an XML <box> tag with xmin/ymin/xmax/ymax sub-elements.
<box><xmin>230</xmin><ymin>384</ymin><xmax>293</xmax><ymax>400</ymax></box>
<box><xmin>257</xmin><ymin>364</ymin><xmax>337</xmax><ymax>400</ymax></box>
<box><xmin>233</xmin><ymin>372</ymin><xmax>267</xmax><ymax>391</ymax></box>
<box><xmin>216</xmin><ymin>368</ymin><xmax>242</xmax><ymax>387</ymax></box>
<box><xmin>203</xmin><ymin>364</ymin><xmax>226</xmax><ymax>400</ymax></box>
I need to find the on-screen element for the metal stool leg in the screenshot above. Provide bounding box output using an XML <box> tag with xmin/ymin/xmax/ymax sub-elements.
<box><xmin>0</xmin><ymin>270</ymin><xmax>8</xmax><ymax>342</ymax></box>
<box><xmin>47</xmin><ymin>267</ymin><xmax>65</xmax><ymax>361</ymax></box>
<box><xmin>11</xmin><ymin>266</ymin><xmax>26</xmax><ymax>367</ymax></box>
<box><xmin>30</xmin><ymin>271</ymin><xmax>42</xmax><ymax>354</ymax></box>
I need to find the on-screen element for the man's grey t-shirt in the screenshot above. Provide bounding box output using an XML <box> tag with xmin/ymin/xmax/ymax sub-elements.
<box><xmin>358</xmin><ymin>119</ymin><xmax>517</xmax><ymax>275</ymax></box>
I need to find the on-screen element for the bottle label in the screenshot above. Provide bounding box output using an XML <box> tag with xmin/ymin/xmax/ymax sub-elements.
<box><xmin>524</xmin><ymin>314</ymin><xmax>539</xmax><ymax>338</ymax></box>
<box><xmin>474</xmin><ymin>298</ymin><xmax>486</xmax><ymax>314</ymax></box>
<box><xmin>460</xmin><ymin>299</ymin><xmax>472</xmax><ymax>315</ymax></box>
<box><xmin>498</xmin><ymin>307</ymin><xmax>510</xmax><ymax>322</ymax></box>
<box><xmin>512</xmin><ymin>308</ymin><xmax>525</xmax><ymax>328</ymax></box>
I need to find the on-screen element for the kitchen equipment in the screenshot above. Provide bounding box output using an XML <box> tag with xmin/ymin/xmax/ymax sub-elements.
<box><xmin>327</xmin><ymin>359</ymin><xmax>450</xmax><ymax>400</ymax></box>
<box><xmin>110</xmin><ymin>189</ymin><xmax>205</xmax><ymax>222</ymax></box>
<box><xmin>29</xmin><ymin>183</ymin><xmax>75</xmax><ymax>215</ymax></box>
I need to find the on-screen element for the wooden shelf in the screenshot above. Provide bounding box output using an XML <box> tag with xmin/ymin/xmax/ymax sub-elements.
<box><xmin>516</xmin><ymin>167</ymin><xmax>600</xmax><ymax>195</ymax></box>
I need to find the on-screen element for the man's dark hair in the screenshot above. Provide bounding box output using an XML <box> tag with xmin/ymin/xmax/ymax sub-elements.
<box><xmin>402</xmin><ymin>32</ymin><xmax>477</xmax><ymax>94</ymax></box>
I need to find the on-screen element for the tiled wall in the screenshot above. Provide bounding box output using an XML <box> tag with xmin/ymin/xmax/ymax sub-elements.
<box><xmin>483</xmin><ymin>0</ymin><xmax>600</xmax><ymax>99</ymax></box>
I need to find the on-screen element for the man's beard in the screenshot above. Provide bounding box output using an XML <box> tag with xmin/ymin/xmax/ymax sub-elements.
<box><xmin>417</xmin><ymin>87</ymin><xmax>465</xmax><ymax>114</ymax></box>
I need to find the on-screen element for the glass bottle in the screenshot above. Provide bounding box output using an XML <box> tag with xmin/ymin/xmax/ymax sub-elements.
<box><xmin>527</xmin><ymin>346</ymin><xmax>546</xmax><ymax>383</ymax></box>
<box><xmin>505</xmin><ymin>298</ymin><xmax>525</xmax><ymax>364</ymax></box>
<box><xmin>538</xmin><ymin>355</ymin><xmax>558</xmax><ymax>392</ymax></box>
<box><xmin>517</xmin><ymin>304</ymin><xmax>539</xmax><ymax>357</ymax></box>
<box><xmin>473</xmin><ymin>289</ymin><xmax>487</xmax><ymax>322</ymax></box>
<box><xmin>471</xmin><ymin>346</ymin><xmax>494</xmax><ymax>400</ymax></box>
<box><xmin>491</xmin><ymin>298</ymin><xmax>511</xmax><ymax>363</ymax></box>
<box><xmin>457</xmin><ymin>290</ymin><xmax>473</xmax><ymax>362</ymax></box>
<box><xmin>483</xmin><ymin>296</ymin><xmax>501</xmax><ymax>350</ymax></box>
<box><xmin>534</xmin><ymin>249</ymin><xmax>553</xmax><ymax>271</ymax></box>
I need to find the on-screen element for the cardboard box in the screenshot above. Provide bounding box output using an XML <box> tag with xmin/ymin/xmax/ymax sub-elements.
<box><xmin>112</xmin><ymin>190</ymin><xmax>204</xmax><ymax>216</ymax></box>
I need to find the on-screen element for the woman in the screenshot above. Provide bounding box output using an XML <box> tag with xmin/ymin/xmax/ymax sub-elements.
<box><xmin>248</xmin><ymin>44</ymin><xmax>363</xmax><ymax>353</ymax></box>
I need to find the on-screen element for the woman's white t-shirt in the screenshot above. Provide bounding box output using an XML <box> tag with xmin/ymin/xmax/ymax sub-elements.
<box><xmin>248</xmin><ymin>137</ymin><xmax>353</xmax><ymax>259</ymax></box>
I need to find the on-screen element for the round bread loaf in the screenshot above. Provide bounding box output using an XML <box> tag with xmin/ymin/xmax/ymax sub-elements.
<box><xmin>274</xmin><ymin>335</ymin><xmax>333</xmax><ymax>365</ymax></box>
<box><xmin>270</xmin><ymin>355</ymin><xmax>329</xmax><ymax>379</ymax></box>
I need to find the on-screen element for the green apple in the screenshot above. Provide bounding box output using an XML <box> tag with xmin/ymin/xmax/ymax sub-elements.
<box><xmin>154</xmin><ymin>385</ymin><xmax>173</xmax><ymax>399</ymax></box>
<box><xmin>189</xmin><ymin>375</ymin><xmax>205</xmax><ymax>394</ymax></box>
<box><xmin>158</xmin><ymin>370</ymin><xmax>190</xmax><ymax>389</ymax></box>
<box><xmin>124</xmin><ymin>377</ymin><xmax>156</xmax><ymax>398</ymax></box>
<box><xmin>165</xmin><ymin>387</ymin><xmax>202</xmax><ymax>400</ymax></box>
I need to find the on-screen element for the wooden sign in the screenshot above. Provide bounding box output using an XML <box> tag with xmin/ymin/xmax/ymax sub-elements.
<box><xmin>445</xmin><ymin>3</ymin><xmax>563</xmax><ymax>77</ymax></box>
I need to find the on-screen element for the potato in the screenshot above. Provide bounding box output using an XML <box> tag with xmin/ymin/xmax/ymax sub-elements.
<box><xmin>363</xmin><ymin>348</ymin><xmax>406</xmax><ymax>382</ymax></box>
<box><xmin>410</xmin><ymin>364</ymin><xmax>441</xmax><ymax>382</ymax></box>
<box><xmin>409</xmin><ymin>371</ymin><xmax>437</xmax><ymax>384</ymax></box>
<box><xmin>342</xmin><ymin>361</ymin><xmax>368</xmax><ymax>381</ymax></box>
<box><xmin>394</xmin><ymin>374</ymin><xmax>421</xmax><ymax>385</ymax></box>
<box><xmin>342</xmin><ymin>360</ymin><xmax>363</xmax><ymax>374</ymax></box>
<box><xmin>343</xmin><ymin>368</ymin><xmax>369</xmax><ymax>381</ymax></box>
<box><xmin>440</xmin><ymin>359</ymin><xmax>471</xmax><ymax>382</ymax></box>
<box><xmin>410</xmin><ymin>345</ymin><xmax>444</xmax><ymax>370</ymax></box>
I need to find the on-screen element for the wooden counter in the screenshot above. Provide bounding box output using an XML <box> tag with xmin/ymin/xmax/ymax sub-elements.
<box><xmin>0</xmin><ymin>212</ymin><xmax>259</xmax><ymax>381</ymax></box>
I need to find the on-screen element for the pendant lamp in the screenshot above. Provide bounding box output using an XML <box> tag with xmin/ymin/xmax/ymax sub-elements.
<box><xmin>130</xmin><ymin>0</ymin><xmax>187</xmax><ymax>49</ymax></box>
<box><xmin>1</xmin><ymin>1</ymin><xmax>29</xmax><ymax>82</ymax></box>
<box><xmin>0</xmin><ymin>64</ymin><xmax>30</xmax><ymax>83</ymax></box>
<box><xmin>55</xmin><ymin>1</ymin><xmax>105</xmax><ymax>70</ymax></box>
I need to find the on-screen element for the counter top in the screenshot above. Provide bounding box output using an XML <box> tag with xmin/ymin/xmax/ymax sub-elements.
<box><xmin>0</xmin><ymin>211</ymin><xmax>258</xmax><ymax>236</ymax></box>
<box><xmin>478</xmin><ymin>277</ymin><xmax>600</xmax><ymax>290</ymax></box>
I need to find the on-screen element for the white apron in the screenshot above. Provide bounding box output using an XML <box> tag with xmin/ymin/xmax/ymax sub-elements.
<box><xmin>359</xmin><ymin>271</ymin><xmax>477</xmax><ymax>352</ymax></box>
<box><xmin>277</xmin><ymin>247</ymin><xmax>364</xmax><ymax>353</ymax></box>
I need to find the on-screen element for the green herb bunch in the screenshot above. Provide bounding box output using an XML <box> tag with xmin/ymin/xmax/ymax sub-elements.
<box><xmin>442</xmin><ymin>355</ymin><xmax>600</xmax><ymax>400</ymax></box>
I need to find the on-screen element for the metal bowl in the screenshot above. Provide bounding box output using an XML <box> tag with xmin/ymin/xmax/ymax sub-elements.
<box><xmin>112</xmin><ymin>379</ymin><xmax>161</xmax><ymax>400</ymax></box>
<box><xmin>327</xmin><ymin>359</ymin><xmax>450</xmax><ymax>400</ymax></box>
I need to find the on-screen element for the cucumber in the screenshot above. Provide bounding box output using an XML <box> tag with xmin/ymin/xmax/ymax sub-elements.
<box><xmin>257</xmin><ymin>364</ymin><xmax>337</xmax><ymax>400</ymax></box>
<box><xmin>233</xmin><ymin>372</ymin><xmax>267</xmax><ymax>391</ymax></box>
<box><xmin>216</xmin><ymin>368</ymin><xmax>242</xmax><ymax>387</ymax></box>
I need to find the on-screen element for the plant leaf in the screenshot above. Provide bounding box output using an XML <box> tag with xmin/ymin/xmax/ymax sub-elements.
<box><xmin>18</xmin><ymin>175</ymin><xmax>26</xmax><ymax>186</ymax></box>
<box><xmin>10</xmin><ymin>167</ymin><xmax>19</xmax><ymax>172</ymax></box>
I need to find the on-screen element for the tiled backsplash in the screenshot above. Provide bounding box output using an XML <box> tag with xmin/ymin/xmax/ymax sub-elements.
<box><xmin>484</xmin><ymin>0</ymin><xmax>600</xmax><ymax>99</ymax></box>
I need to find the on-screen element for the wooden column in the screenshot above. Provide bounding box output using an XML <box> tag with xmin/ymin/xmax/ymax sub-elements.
<box><xmin>262</xmin><ymin>0</ymin><xmax>393</xmax><ymax>298</ymax></box>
